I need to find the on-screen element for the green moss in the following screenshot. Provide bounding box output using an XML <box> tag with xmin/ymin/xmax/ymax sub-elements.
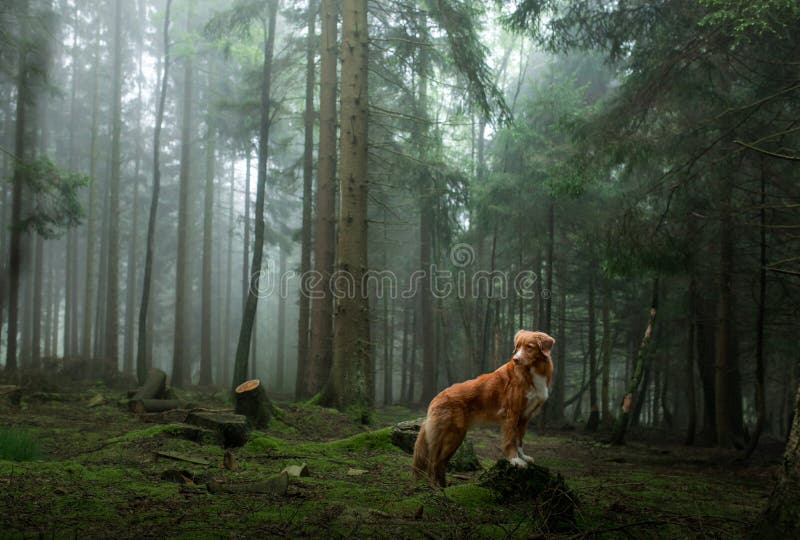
<box><xmin>445</xmin><ymin>484</ymin><xmax>494</xmax><ymax>509</ymax></box>
<box><xmin>105</xmin><ymin>423</ymin><xmax>180</xmax><ymax>443</ymax></box>
<box><xmin>245</xmin><ymin>435</ymin><xmax>284</xmax><ymax>452</ymax></box>
<box><xmin>323</xmin><ymin>427</ymin><xmax>394</xmax><ymax>452</ymax></box>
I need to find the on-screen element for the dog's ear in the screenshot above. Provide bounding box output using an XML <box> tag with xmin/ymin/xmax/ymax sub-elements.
<box><xmin>537</xmin><ymin>335</ymin><xmax>555</xmax><ymax>354</ymax></box>
<box><xmin>513</xmin><ymin>330</ymin><xmax>526</xmax><ymax>348</ymax></box>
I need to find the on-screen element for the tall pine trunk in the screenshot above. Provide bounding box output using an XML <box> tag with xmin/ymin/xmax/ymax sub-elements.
<box><xmin>417</xmin><ymin>13</ymin><xmax>436</xmax><ymax>405</ymax></box>
<box><xmin>137</xmin><ymin>0</ymin><xmax>172</xmax><ymax>385</ymax></box>
<box><xmin>104</xmin><ymin>0</ymin><xmax>123</xmax><ymax>364</ymax></box>
<box><xmin>82</xmin><ymin>23</ymin><xmax>101</xmax><ymax>359</ymax></box>
<box><xmin>745</xmin><ymin>160</ymin><xmax>768</xmax><ymax>458</ymax></box>
<box><xmin>600</xmin><ymin>280</ymin><xmax>612</xmax><ymax>426</ymax></box>
<box><xmin>6</xmin><ymin>0</ymin><xmax>33</xmax><ymax>372</ymax></box>
<box><xmin>232</xmin><ymin>1</ymin><xmax>278</xmax><ymax>389</ymax></box>
<box><xmin>295</xmin><ymin>0</ymin><xmax>316</xmax><ymax>399</ymax></box>
<box><xmin>715</xmin><ymin>178</ymin><xmax>733</xmax><ymax>447</ymax></box>
<box><xmin>276</xmin><ymin>247</ymin><xmax>287</xmax><ymax>390</ymax></box>
<box><xmin>586</xmin><ymin>271</ymin><xmax>599</xmax><ymax>431</ymax></box>
<box><xmin>322</xmin><ymin>0</ymin><xmax>371</xmax><ymax>416</ymax></box>
<box><xmin>124</xmin><ymin>14</ymin><xmax>146</xmax><ymax>375</ymax></box>
<box><xmin>172</xmin><ymin>6</ymin><xmax>194</xmax><ymax>387</ymax></box>
<box><xmin>305</xmin><ymin>0</ymin><xmax>338</xmax><ymax>398</ymax></box>
<box><xmin>200</xmin><ymin>63</ymin><xmax>216</xmax><ymax>387</ymax></box>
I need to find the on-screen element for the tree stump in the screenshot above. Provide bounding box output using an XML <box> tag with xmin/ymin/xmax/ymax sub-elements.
<box><xmin>131</xmin><ymin>368</ymin><xmax>167</xmax><ymax>401</ymax></box>
<box><xmin>480</xmin><ymin>460</ymin><xmax>577</xmax><ymax>531</ymax></box>
<box><xmin>234</xmin><ymin>379</ymin><xmax>274</xmax><ymax>429</ymax></box>
<box><xmin>186</xmin><ymin>411</ymin><xmax>249</xmax><ymax>448</ymax></box>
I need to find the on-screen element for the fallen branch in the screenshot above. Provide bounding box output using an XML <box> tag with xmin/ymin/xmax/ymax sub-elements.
<box><xmin>154</xmin><ymin>450</ymin><xmax>210</xmax><ymax>466</ymax></box>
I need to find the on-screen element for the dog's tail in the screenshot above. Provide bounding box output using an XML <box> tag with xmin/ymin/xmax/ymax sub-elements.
<box><xmin>412</xmin><ymin>420</ymin><xmax>430</xmax><ymax>481</ymax></box>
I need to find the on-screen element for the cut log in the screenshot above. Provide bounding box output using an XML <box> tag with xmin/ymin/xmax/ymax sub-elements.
<box><xmin>234</xmin><ymin>379</ymin><xmax>274</xmax><ymax>428</ymax></box>
<box><xmin>186</xmin><ymin>411</ymin><xmax>249</xmax><ymax>448</ymax></box>
<box><xmin>282</xmin><ymin>463</ymin><xmax>310</xmax><ymax>478</ymax></box>
<box><xmin>129</xmin><ymin>399</ymin><xmax>194</xmax><ymax>414</ymax></box>
<box><xmin>391</xmin><ymin>418</ymin><xmax>480</xmax><ymax>471</ymax></box>
<box><xmin>131</xmin><ymin>368</ymin><xmax>167</xmax><ymax>401</ymax></box>
<box><xmin>171</xmin><ymin>423</ymin><xmax>219</xmax><ymax>445</ymax></box>
<box><xmin>206</xmin><ymin>472</ymin><xmax>288</xmax><ymax>496</ymax></box>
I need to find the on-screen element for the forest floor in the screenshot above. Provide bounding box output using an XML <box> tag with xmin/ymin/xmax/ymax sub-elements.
<box><xmin>0</xmin><ymin>382</ymin><xmax>782</xmax><ymax>539</ymax></box>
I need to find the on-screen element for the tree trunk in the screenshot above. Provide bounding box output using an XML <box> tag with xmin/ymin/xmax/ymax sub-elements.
<box><xmin>6</xmin><ymin>0</ymin><xmax>32</xmax><ymax>372</ymax></box>
<box><xmin>32</xmin><ymin>235</ymin><xmax>43</xmax><ymax>368</ymax></box>
<box><xmin>544</xmin><ymin>201</ymin><xmax>554</xmax><ymax>335</ymax></box>
<box><xmin>552</xmin><ymin>285</ymin><xmax>566</xmax><ymax>422</ymax></box>
<box><xmin>104</xmin><ymin>0</ymin><xmax>123</xmax><ymax>364</ymax></box>
<box><xmin>750</xmin><ymin>383</ymin><xmax>800</xmax><ymax>538</ymax></box>
<box><xmin>400</xmin><ymin>302</ymin><xmax>409</xmax><ymax>402</ymax></box>
<box><xmin>242</xmin><ymin>150</ymin><xmax>251</xmax><ymax>315</ymax></box>
<box><xmin>611</xmin><ymin>278</ymin><xmax>658</xmax><ymax>446</ymax></box>
<box><xmin>586</xmin><ymin>271</ymin><xmax>599</xmax><ymax>431</ymax></box>
<box><xmin>685</xmin><ymin>275</ymin><xmax>698</xmax><ymax>445</ymax></box>
<box><xmin>322</xmin><ymin>0</ymin><xmax>371</xmax><ymax>417</ymax></box>
<box><xmin>232</xmin><ymin>1</ymin><xmax>278</xmax><ymax>389</ymax></box>
<box><xmin>407</xmin><ymin>309</ymin><xmax>417</xmax><ymax>403</ymax></box>
<box><xmin>715</xmin><ymin>178</ymin><xmax>734</xmax><ymax>447</ymax></box>
<box><xmin>295</xmin><ymin>0</ymin><xmax>317</xmax><ymax>400</ymax></box>
<box><xmin>200</xmin><ymin>64</ymin><xmax>216</xmax><ymax>387</ymax></box>
<box><xmin>600</xmin><ymin>279</ymin><xmax>611</xmax><ymax>426</ymax></box>
<box><xmin>417</xmin><ymin>13</ymin><xmax>435</xmax><ymax>404</ymax></box>
<box><xmin>745</xmin><ymin>160</ymin><xmax>768</xmax><ymax>458</ymax></box>
<box><xmin>82</xmin><ymin>23</ymin><xmax>101</xmax><ymax>359</ymax></box>
<box><xmin>137</xmin><ymin>0</ymin><xmax>172</xmax><ymax>385</ymax></box>
<box><xmin>276</xmin><ymin>247</ymin><xmax>287</xmax><ymax>391</ymax></box>
<box><xmin>223</xmin><ymin>157</ymin><xmax>235</xmax><ymax>388</ymax></box>
<box><xmin>172</xmin><ymin>6</ymin><xmax>194</xmax><ymax>387</ymax></box>
<box><xmin>305</xmin><ymin>0</ymin><xmax>338</xmax><ymax>399</ymax></box>
<box><xmin>124</xmin><ymin>20</ymin><xmax>145</xmax><ymax>376</ymax></box>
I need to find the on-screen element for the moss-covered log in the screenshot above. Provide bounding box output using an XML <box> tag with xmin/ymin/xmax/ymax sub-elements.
<box><xmin>129</xmin><ymin>399</ymin><xmax>193</xmax><ymax>414</ymax></box>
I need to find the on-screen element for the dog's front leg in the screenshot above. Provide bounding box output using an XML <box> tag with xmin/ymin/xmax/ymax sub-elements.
<box><xmin>516</xmin><ymin>416</ymin><xmax>535</xmax><ymax>464</ymax></box>
<box><xmin>502</xmin><ymin>418</ymin><xmax>527</xmax><ymax>468</ymax></box>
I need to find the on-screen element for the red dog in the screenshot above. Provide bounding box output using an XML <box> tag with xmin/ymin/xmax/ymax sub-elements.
<box><xmin>412</xmin><ymin>330</ymin><xmax>555</xmax><ymax>486</ymax></box>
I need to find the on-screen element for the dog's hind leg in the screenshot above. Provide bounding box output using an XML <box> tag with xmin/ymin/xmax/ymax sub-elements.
<box><xmin>430</xmin><ymin>422</ymin><xmax>466</xmax><ymax>487</ymax></box>
<box><xmin>412</xmin><ymin>423</ymin><xmax>429</xmax><ymax>481</ymax></box>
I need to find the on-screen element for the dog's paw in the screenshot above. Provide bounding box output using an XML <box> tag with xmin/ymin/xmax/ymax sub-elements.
<box><xmin>510</xmin><ymin>456</ymin><xmax>528</xmax><ymax>468</ymax></box>
<box><xmin>521</xmin><ymin>454</ymin><xmax>536</xmax><ymax>465</ymax></box>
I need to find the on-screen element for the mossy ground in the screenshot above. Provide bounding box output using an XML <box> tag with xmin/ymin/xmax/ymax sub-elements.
<box><xmin>0</xmin><ymin>387</ymin><xmax>778</xmax><ymax>538</ymax></box>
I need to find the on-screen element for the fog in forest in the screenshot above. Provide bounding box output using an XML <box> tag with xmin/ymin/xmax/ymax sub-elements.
<box><xmin>1</xmin><ymin>0</ymin><xmax>799</xmax><ymax>537</ymax></box>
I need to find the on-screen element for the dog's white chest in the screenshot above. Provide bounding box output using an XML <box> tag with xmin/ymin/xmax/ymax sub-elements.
<box><xmin>524</xmin><ymin>372</ymin><xmax>549</xmax><ymax>417</ymax></box>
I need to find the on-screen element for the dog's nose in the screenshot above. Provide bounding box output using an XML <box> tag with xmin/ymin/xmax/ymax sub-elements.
<box><xmin>512</xmin><ymin>349</ymin><xmax>522</xmax><ymax>361</ymax></box>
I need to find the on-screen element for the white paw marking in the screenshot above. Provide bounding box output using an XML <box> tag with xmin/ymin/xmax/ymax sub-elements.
<box><xmin>510</xmin><ymin>456</ymin><xmax>527</xmax><ymax>468</ymax></box>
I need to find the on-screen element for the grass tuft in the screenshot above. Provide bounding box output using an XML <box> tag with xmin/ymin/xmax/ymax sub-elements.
<box><xmin>0</xmin><ymin>428</ymin><xmax>42</xmax><ymax>461</ymax></box>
